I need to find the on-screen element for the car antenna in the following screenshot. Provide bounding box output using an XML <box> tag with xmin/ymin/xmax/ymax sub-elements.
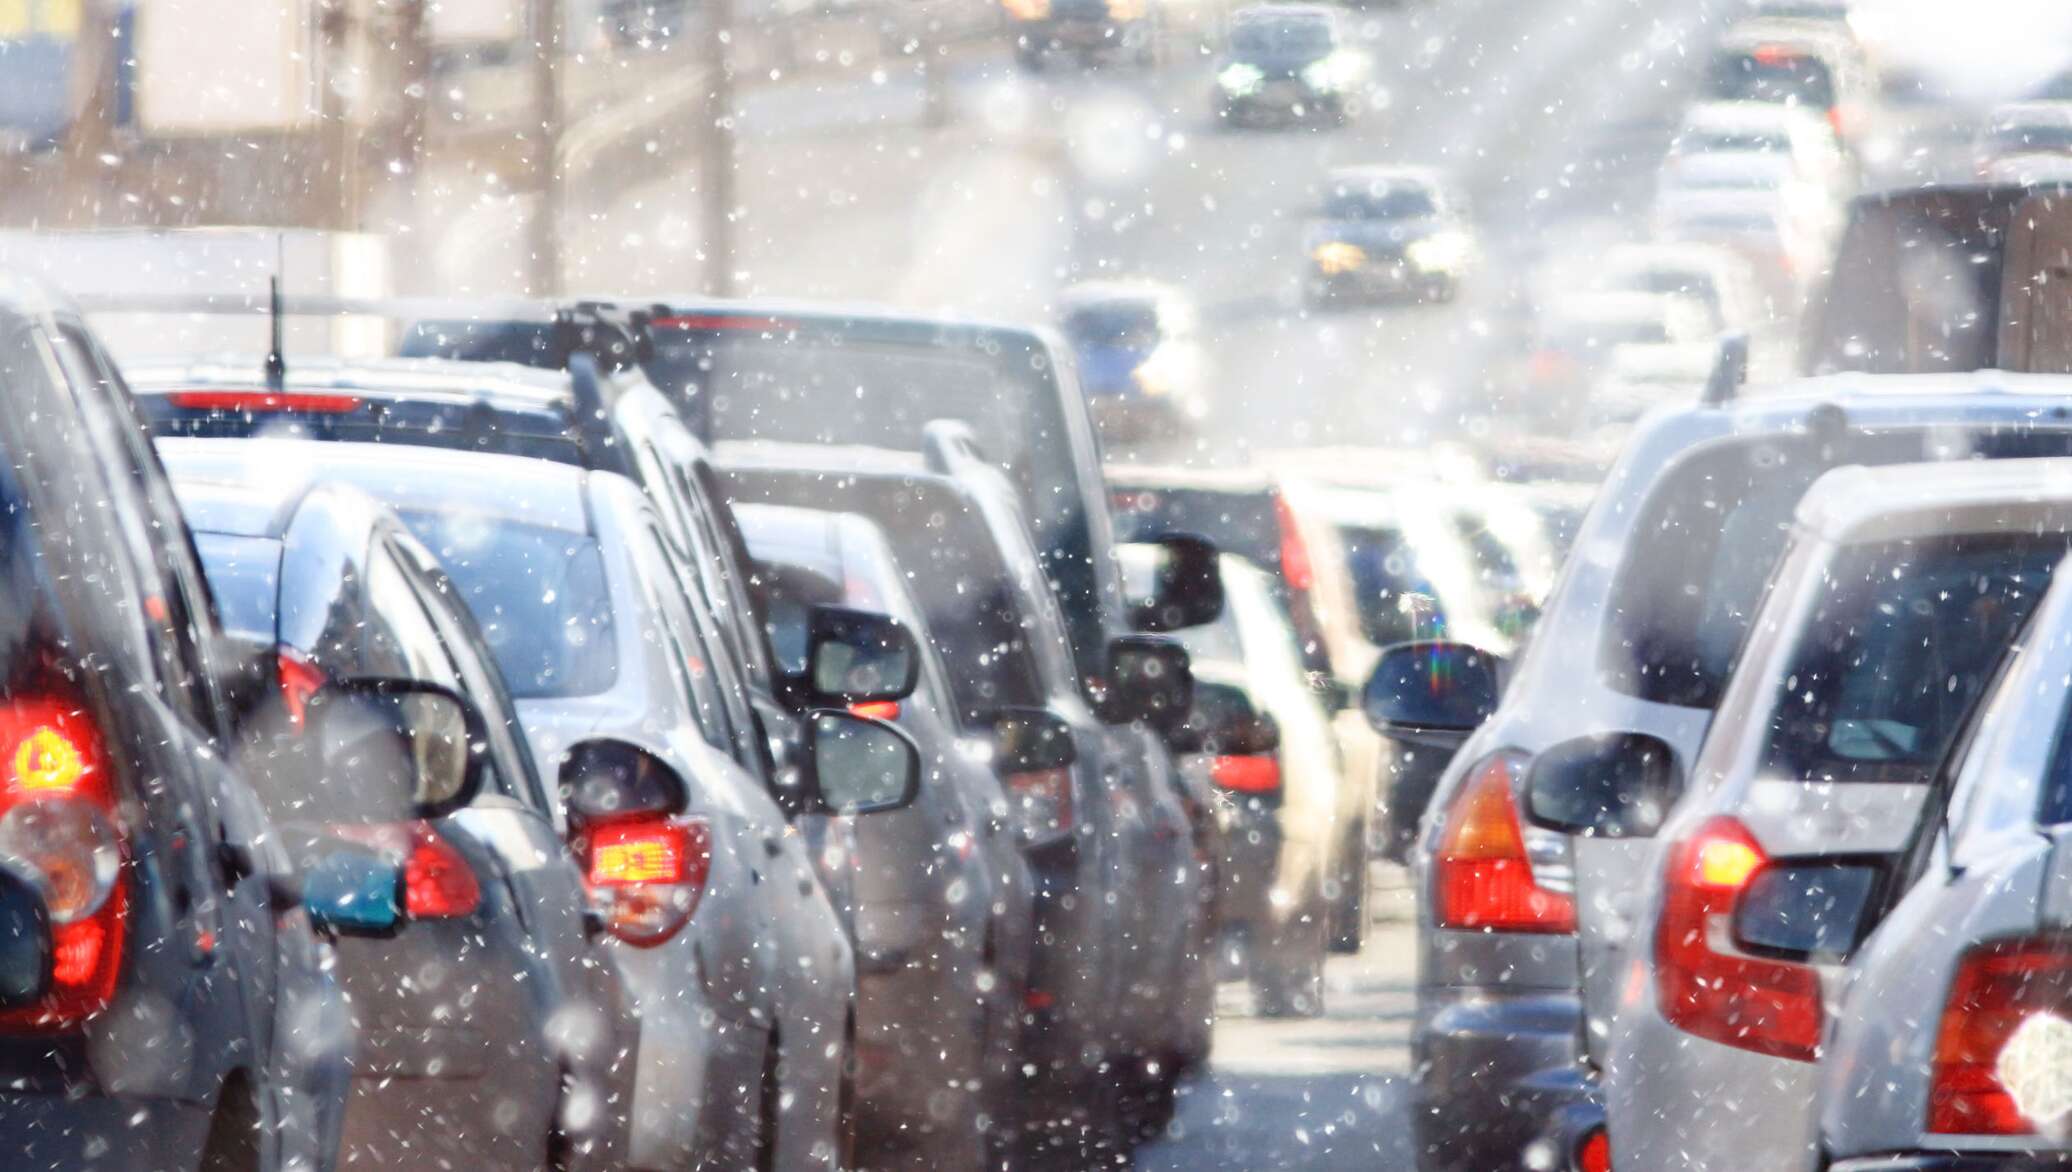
<box><xmin>263</xmin><ymin>235</ymin><xmax>286</xmax><ymax>393</ymax></box>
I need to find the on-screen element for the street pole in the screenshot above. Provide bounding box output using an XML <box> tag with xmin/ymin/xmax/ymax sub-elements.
<box><xmin>532</xmin><ymin>0</ymin><xmax>565</xmax><ymax>296</ymax></box>
<box><xmin>701</xmin><ymin>0</ymin><xmax>737</xmax><ymax>296</ymax></box>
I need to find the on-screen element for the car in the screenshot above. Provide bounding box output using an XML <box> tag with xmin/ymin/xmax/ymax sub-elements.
<box><xmin>1302</xmin><ymin>165</ymin><xmax>1475</xmax><ymax>306</ymax></box>
<box><xmin>1521</xmin><ymin>291</ymin><xmax>1717</xmax><ymax>429</ymax></box>
<box><xmin>1595</xmin><ymin>458</ymin><xmax>2072</xmax><ymax>1172</ymax></box>
<box><xmin>1155</xmin><ymin>551</ymin><xmax>1341</xmax><ymax>1016</ymax></box>
<box><xmin>1057</xmin><ymin>280</ymin><xmax>1208</xmax><ymax>446</ymax></box>
<box><xmin>736</xmin><ymin>501</ymin><xmax>1037</xmax><ymax>1169</ymax></box>
<box><xmin>722</xmin><ymin>435</ymin><xmax>1214</xmax><ymax>1145</ymax></box>
<box><xmin>1703</xmin><ymin>19</ymin><xmax>1878</xmax><ymax>150</ymax></box>
<box><xmin>158</xmin><ymin>437</ymin><xmax>921</xmax><ymax>1172</ymax></box>
<box><xmin>1212</xmin><ymin>5</ymin><xmax>1367</xmax><ymax>129</ymax></box>
<box><xmin>1818</xmin><ymin>553</ymin><xmax>2072</xmax><ymax>1171</ymax></box>
<box><xmin>1670</xmin><ymin>100</ymin><xmax>1853</xmax><ymax>201</ymax></box>
<box><xmin>1107</xmin><ymin>465</ymin><xmax>1381</xmax><ymax>951</ymax></box>
<box><xmin>1973</xmin><ymin>101</ymin><xmax>2072</xmax><ymax>173</ymax></box>
<box><xmin>1594</xmin><ymin>241</ymin><xmax>1778</xmax><ymax>338</ymax></box>
<box><xmin>0</xmin><ymin>276</ymin><xmax>376</xmax><ymax>1172</ymax></box>
<box><xmin>1655</xmin><ymin>149</ymin><xmax>1847</xmax><ymax>250</ymax></box>
<box><xmin>1006</xmin><ymin>0</ymin><xmax>1160</xmax><ymax>71</ymax></box>
<box><xmin>1584</xmin><ymin>341</ymin><xmax>1726</xmax><ymax>430</ymax></box>
<box><xmin>1359</xmin><ymin>371</ymin><xmax>2072</xmax><ymax>1172</ymax></box>
<box><xmin>167</xmin><ymin>474</ymin><xmax>635</xmax><ymax>1170</ymax></box>
<box><xmin>396</xmin><ymin>301</ymin><xmax>1225</xmax><ymax>704</ymax></box>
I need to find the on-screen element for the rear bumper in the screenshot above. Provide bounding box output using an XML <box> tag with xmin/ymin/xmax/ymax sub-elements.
<box><xmin>1831</xmin><ymin>1158</ymin><xmax>2072</xmax><ymax>1171</ymax></box>
<box><xmin>1411</xmin><ymin>988</ymin><xmax>1589</xmax><ymax>1172</ymax></box>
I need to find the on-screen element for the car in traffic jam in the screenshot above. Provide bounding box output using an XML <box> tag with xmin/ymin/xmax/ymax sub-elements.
<box><xmin>10</xmin><ymin>0</ymin><xmax>2072</xmax><ymax>1169</ymax></box>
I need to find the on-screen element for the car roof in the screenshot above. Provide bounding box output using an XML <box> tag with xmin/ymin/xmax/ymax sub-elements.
<box><xmin>1796</xmin><ymin>457</ymin><xmax>2072</xmax><ymax>543</ymax></box>
<box><xmin>1715</xmin><ymin>18</ymin><xmax>1856</xmax><ymax>56</ymax></box>
<box><xmin>0</xmin><ymin>270</ymin><xmax>77</xmax><ymax>324</ymax></box>
<box><xmin>1058</xmin><ymin>280</ymin><xmax>1177</xmax><ymax>311</ymax></box>
<box><xmin>155</xmin><ymin>437</ymin><xmax>595</xmax><ymax>535</ymax></box>
<box><xmin>1602</xmin><ymin>241</ymin><xmax>1746</xmax><ymax>276</ymax></box>
<box><xmin>1324</xmin><ymin>164</ymin><xmax>1444</xmax><ymax>189</ymax></box>
<box><xmin>1232</xmin><ymin>3</ymin><xmax>1334</xmax><ymax>22</ymax></box>
<box><xmin>1105</xmin><ymin>462</ymin><xmax>1276</xmax><ymax>494</ymax></box>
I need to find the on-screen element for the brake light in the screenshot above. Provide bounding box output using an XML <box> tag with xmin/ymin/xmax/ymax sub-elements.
<box><xmin>647</xmin><ymin>314</ymin><xmax>788</xmax><ymax>333</ymax></box>
<box><xmin>1005</xmin><ymin>766</ymin><xmax>1074</xmax><ymax>841</ymax></box>
<box><xmin>277</xmin><ymin>647</ymin><xmax>326</xmax><ymax>732</ymax></box>
<box><xmin>165</xmin><ymin>390</ymin><xmax>363</xmax><ymax>414</ymax></box>
<box><xmin>577</xmin><ymin>815</ymin><xmax>713</xmax><ymax>947</ymax></box>
<box><xmin>1433</xmin><ymin>752</ymin><xmax>1573</xmax><ymax>933</ymax></box>
<box><xmin>849</xmin><ymin>701</ymin><xmax>900</xmax><ymax>721</ymax></box>
<box><xmin>1752</xmin><ymin>44</ymin><xmax>1799</xmax><ymax>65</ymax></box>
<box><xmin>1654</xmin><ymin>816</ymin><xmax>1821</xmax><ymax>1061</ymax></box>
<box><xmin>1275</xmin><ymin>493</ymin><xmax>1315</xmax><ymax>594</ymax></box>
<box><xmin>1210</xmin><ymin>754</ymin><xmax>1281</xmax><ymax>794</ymax></box>
<box><xmin>1577</xmin><ymin>1128</ymin><xmax>1611</xmax><ymax>1172</ymax></box>
<box><xmin>403</xmin><ymin>825</ymin><xmax>481</xmax><ymax>919</ymax></box>
<box><xmin>1827</xmin><ymin>104</ymin><xmax>1845</xmax><ymax>138</ymax></box>
<box><xmin>0</xmin><ymin>699</ymin><xmax>127</xmax><ymax>1032</ymax></box>
<box><xmin>1928</xmin><ymin>937</ymin><xmax>2072</xmax><ymax>1135</ymax></box>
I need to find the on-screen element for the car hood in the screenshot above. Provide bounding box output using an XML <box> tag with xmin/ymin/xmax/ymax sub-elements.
<box><xmin>1308</xmin><ymin>217</ymin><xmax>1447</xmax><ymax>250</ymax></box>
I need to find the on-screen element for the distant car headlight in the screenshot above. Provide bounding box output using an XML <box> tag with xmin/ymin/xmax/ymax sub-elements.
<box><xmin>1301</xmin><ymin>59</ymin><xmax>1341</xmax><ymax>91</ymax></box>
<box><xmin>1312</xmin><ymin>241</ymin><xmax>1366</xmax><ymax>275</ymax></box>
<box><xmin>1105</xmin><ymin>0</ymin><xmax>1143</xmax><ymax>19</ymax></box>
<box><xmin>1407</xmin><ymin>231</ymin><xmax>1472</xmax><ymax>273</ymax></box>
<box><xmin>1217</xmin><ymin>62</ymin><xmax>1264</xmax><ymax>95</ymax></box>
<box><xmin>1005</xmin><ymin>0</ymin><xmax>1050</xmax><ymax>20</ymax></box>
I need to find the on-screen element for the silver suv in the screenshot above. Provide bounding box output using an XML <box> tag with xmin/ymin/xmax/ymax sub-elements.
<box><xmin>1363</xmin><ymin>373</ymin><xmax>2072</xmax><ymax>1172</ymax></box>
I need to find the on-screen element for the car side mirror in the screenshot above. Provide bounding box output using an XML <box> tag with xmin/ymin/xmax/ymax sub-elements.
<box><xmin>1361</xmin><ymin>641</ymin><xmax>1503</xmax><ymax>739</ymax></box>
<box><xmin>1525</xmin><ymin>733</ymin><xmax>1683</xmax><ymax>839</ymax></box>
<box><xmin>300</xmin><ymin>849</ymin><xmax>404</xmax><ymax>937</ymax></box>
<box><xmin>1732</xmin><ymin>861</ymin><xmax>1880</xmax><ymax>962</ymax></box>
<box><xmin>806</xmin><ymin>606</ymin><xmax>919</xmax><ymax>705</ymax></box>
<box><xmin>560</xmin><ymin>738</ymin><xmax>692</xmax><ymax>826</ymax></box>
<box><xmin>1170</xmin><ymin>681</ymin><xmax>1280</xmax><ymax>756</ymax></box>
<box><xmin>808</xmin><ymin>711</ymin><xmax>922</xmax><ymax>815</ymax></box>
<box><xmin>0</xmin><ymin>863</ymin><xmax>51</xmax><ymax>1008</ymax></box>
<box><xmin>305</xmin><ymin>679</ymin><xmax>487</xmax><ymax>821</ymax></box>
<box><xmin>992</xmin><ymin>708</ymin><xmax>1078</xmax><ymax>773</ymax></box>
<box><xmin>1099</xmin><ymin>635</ymin><xmax>1194</xmax><ymax>732</ymax></box>
<box><xmin>1130</xmin><ymin>534</ymin><xmax>1224</xmax><ymax>632</ymax></box>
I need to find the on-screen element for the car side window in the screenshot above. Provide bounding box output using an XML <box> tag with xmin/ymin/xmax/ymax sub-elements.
<box><xmin>628</xmin><ymin>523</ymin><xmax>742</xmax><ymax>757</ymax></box>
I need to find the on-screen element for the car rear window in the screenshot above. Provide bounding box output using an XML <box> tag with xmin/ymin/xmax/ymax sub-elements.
<box><xmin>190</xmin><ymin>533</ymin><xmax>282</xmax><ymax>644</ymax></box>
<box><xmin>397</xmin><ymin>510</ymin><xmax>619</xmax><ymax>698</ymax></box>
<box><xmin>1760</xmin><ymin>532</ymin><xmax>2069</xmax><ymax>782</ymax></box>
<box><xmin>1601</xmin><ymin>429</ymin><xmax>2072</xmax><ymax>709</ymax></box>
<box><xmin>1707</xmin><ymin>48</ymin><xmax>1836</xmax><ymax>107</ymax></box>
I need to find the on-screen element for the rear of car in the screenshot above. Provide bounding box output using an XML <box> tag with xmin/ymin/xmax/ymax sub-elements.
<box><xmin>1603</xmin><ymin>459</ymin><xmax>2072</xmax><ymax>1172</ymax></box>
<box><xmin>1704</xmin><ymin>21</ymin><xmax>1873</xmax><ymax>148</ymax></box>
<box><xmin>172</xmin><ymin>478</ymin><xmax>574</xmax><ymax>1170</ymax></box>
<box><xmin>1820</xmin><ymin>559</ymin><xmax>2072</xmax><ymax>1171</ymax></box>
<box><xmin>1395</xmin><ymin>376</ymin><xmax>2072</xmax><ymax>1172</ymax></box>
<box><xmin>1163</xmin><ymin>553</ymin><xmax>1340</xmax><ymax>1015</ymax></box>
<box><xmin>0</xmin><ymin>281</ymin><xmax>353</xmax><ymax>1172</ymax></box>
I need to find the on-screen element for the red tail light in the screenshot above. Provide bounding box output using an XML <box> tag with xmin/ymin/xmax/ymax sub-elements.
<box><xmin>577</xmin><ymin>815</ymin><xmax>713</xmax><ymax>947</ymax></box>
<box><xmin>1434</xmin><ymin>753</ymin><xmax>1574</xmax><ymax>933</ymax></box>
<box><xmin>403</xmin><ymin>825</ymin><xmax>481</xmax><ymax>919</ymax></box>
<box><xmin>0</xmin><ymin>699</ymin><xmax>127</xmax><ymax>1032</ymax></box>
<box><xmin>849</xmin><ymin>700</ymin><xmax>900</xmax><ymax>721</ymax></box>
<box><xmin>1928</xmin><ymin>937</ymin><xmax>2072</xmax><ymax>1135</ymax></box>
<box><xmin>1654</xmin><ymin>816</ymin><xmax>1821</xmax><ymax>1062</ymax></box>
<box><xmin>648</xmin><ymin>314</ymin><xmax>789</xmax><ymax>333</ymax></box>
<box><xmin>1005</xmin><ymin>766</ymin><xmax>1074</xmax><ymax>841</ymax></box>
<box><xmin>1577</xmin><ymin>1128</ymin><xmax>1611</xmax><ymax>1172</ymax></box>
<box><xmin>165</xmin><ymin>390</ymin><xmax>363</xmax><ymax>414</ymax></box>
<box><xmin>1210</xmin><ymin>754</ymin><xmax>1281</xmax><ymax>794</ymax></box>
<box><xmin>276</xmin><ymin>647</ymin><xmax>326</xmax><ymax>732</ymax></box>
<box><xmin>1275</xmin><ymin>493</ymin><xmax>1315</xmax><ymax>594</ymax></box>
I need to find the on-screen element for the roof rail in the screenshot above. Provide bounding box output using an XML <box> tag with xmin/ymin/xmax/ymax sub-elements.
<box><xmin>566</xmin><ymin>351</ymin><xmax>629</xmax><ymax>474</ymax></box>
<box><xmin>921</xmin><ymin>419</ymin><xmax>990</xmax><ymax>475</ymax></box>
<box><xmin>1703</xmin><ymin>332</ymin><xmax>1750</xmax><ymax>407</ymax></box>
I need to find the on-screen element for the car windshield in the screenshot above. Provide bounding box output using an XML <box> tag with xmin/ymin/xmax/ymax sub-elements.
<box><xmin>396</xmin><ymin>510</ymin><xmax>618</xmax><ymax>698</ymax></box>
<box><xmin>1760</xmin><ymin>532</ymin><xmax>2068</xmax><ymax>781</ymax></box>
<box><xmin>1064</xmin><ymin>303</ymin><xmax>1160</xmax><ymax>349</ymax></box>
<box><xmin>1231</xmin><ymin>18</ymin><xmax>1334</xmax><ymax>60</ymax></box>
<box><xmin>1322</xmin><ymin>185</ymin><xmax>1436</xmax><ymax>219</ymax></box>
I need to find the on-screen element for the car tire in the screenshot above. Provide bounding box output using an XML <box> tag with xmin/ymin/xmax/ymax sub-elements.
<box><xmin>1328</xmin><ymin>820</ymin><xmax>1369</xmax><ymax>954</ymax></box>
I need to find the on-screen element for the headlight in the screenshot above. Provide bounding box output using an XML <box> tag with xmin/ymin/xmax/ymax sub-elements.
<box><xmin>1312</xmin><ymin>241</ymin><xmax>1366</xmax><ymax>275</ymax></box>
<box><xmin>1407</xmin><ymin>231</ymin><xmax>1472</xmax><ymax>273</ymax></box>
<box><xmin>1218</xmin><ymin>62</ymin><xmax>1263</xmax><ymax>95</ymax></box>
<box><xmin>1301</xmin><ymin>59</ymin><xmax>1340</xmax><ymax>90</ymax></box>
<box><xmin>1131</xmin><ymin>361</ymin><xmax>1172</xmax><ymax>399</ymax></box>
<box><xmin>1105</xmin><ymin>0</ymin><xmax>1143</xmax><ymax>18</ymax></box>
<box><xmin>1004</xmin><ymin>0</ymin><xmax>1049</xmax><ymax>20</ymax></box>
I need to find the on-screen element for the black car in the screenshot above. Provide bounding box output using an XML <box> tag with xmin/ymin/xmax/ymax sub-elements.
<box><xmin>1303</xmin><ymin>166</ymin><xmax>1476</xmax><ymax>306</ymax></box>
<box><xmin>0</xmin><ymin>276</ymin><xmax>428</xmax><ymax>1171</ymax></box>
<box><xmin>1212</xmin><ymin>5</ymin><xmax>1367</xmax><ymax>128</ymax></box>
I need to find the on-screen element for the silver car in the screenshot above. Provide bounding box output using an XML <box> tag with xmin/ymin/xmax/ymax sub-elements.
<box><xmin>1599</xmin><ymin>458</ymin><xmax>2072</xmax><ymax>1172</ymax></box>
<box><xmin>737</xmin><ymin>501</ymin><xmax>1037</xmax><ymax>1168</ymax></box>
<box><xmin>1820</xmin><ymin>550</ymin><xmax>2072</xmax><ymax>1171</ymax></box>
<box><xmin>1362</xmin><ymin>372</ymin><xmax>2072</xmax><ymax>1172</ymax></box>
